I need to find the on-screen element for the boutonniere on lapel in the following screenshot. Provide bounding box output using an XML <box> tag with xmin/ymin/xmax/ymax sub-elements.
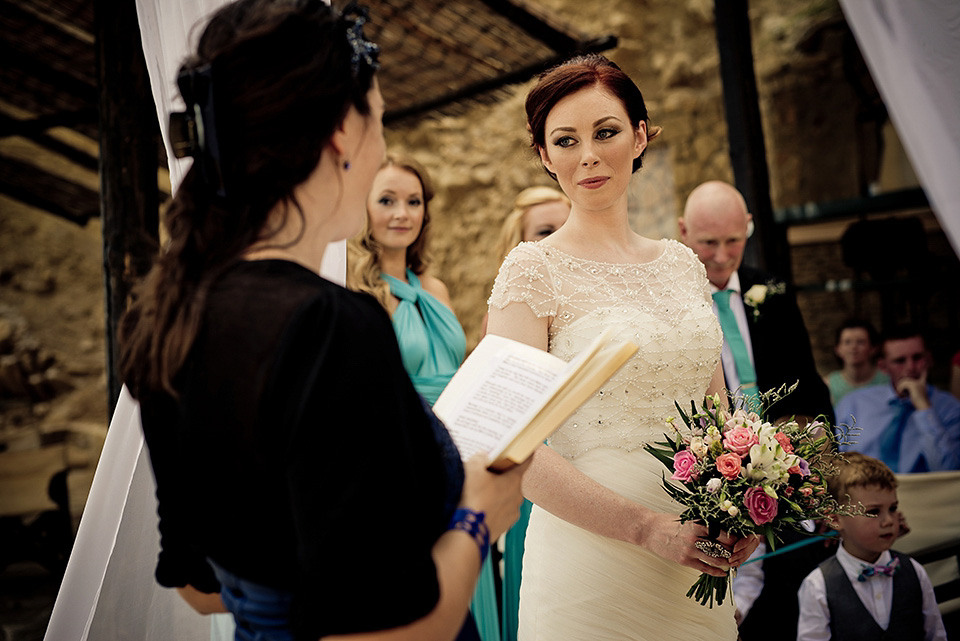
<box><xmin>742</xmin><ymin>281</ymin><xmax>786</xmax><ymax>321</ymax></box>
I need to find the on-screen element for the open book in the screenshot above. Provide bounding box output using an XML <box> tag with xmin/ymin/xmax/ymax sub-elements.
<box><xmin>433</xmin><ymin>329</ymin><xmax>638</xmax><ymax>471</ymax></box>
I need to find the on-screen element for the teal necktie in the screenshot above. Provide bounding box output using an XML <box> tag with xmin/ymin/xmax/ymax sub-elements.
<box><xmin>712</xmin><ymin>289</ymin><xmax>759</xmax><ymax>408</ymax></box>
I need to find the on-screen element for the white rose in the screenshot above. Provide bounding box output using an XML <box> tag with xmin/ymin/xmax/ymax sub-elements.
<box><xmin>727</xmin><ymin>506</ymin><xmax>739</xmax><ymax>517</ymax></box>
<box><xmin>690</xmin><ymin>437</ymin><xmax>708</xmax><ymax>458</ymax></box>
<box><xmin>745</xmin><ymin>284</ymin><xmax>768</xmax><ymax>304</ymax></box>
<box><xmin>706</xmin><ymin>478</ymin><xmax>722</xmax><ymax>493</ymax></box>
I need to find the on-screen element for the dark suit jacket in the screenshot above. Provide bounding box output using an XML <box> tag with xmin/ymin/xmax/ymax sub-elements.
<box><xmin>736</xmin><ymin>266</ymin><xmax>834</xmax><ymax>423</ymax></box>
<box><xmin>737</xmin><ymin>529</ymin><xmax>837</xmax><ymax>641</ymax></box>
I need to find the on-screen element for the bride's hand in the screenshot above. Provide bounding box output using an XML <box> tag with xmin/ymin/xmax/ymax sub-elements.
<box><xmin>637</xmin><ymin>513</ymin><xmax>731</xmax><ymax>577</ymax></box>
<box><xmin>729</xmin><ymin>533</ymin><xmax>761</xmax><ymax>567</ymax></box>
<box><xmin>695</xmin><ymin>528</ymin><xmax>760</xmax><ymax>569</ymax></box>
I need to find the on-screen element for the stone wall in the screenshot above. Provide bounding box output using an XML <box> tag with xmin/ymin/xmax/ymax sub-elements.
<box><xmin>384</xmin><ymin>0</ymin><xmax>869</xmax><ymax>349</ymax></box>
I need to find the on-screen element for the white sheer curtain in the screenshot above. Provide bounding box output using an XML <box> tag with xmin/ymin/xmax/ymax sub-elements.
<box><xmin>45</xmin><ymin>1</ymin><xmax>338</xmax><ymax>639</ymax></box>
<box><xmin>45</xmin><ymin>388</ymin><xmax>219</xmax><ymax>641</ymax></box>
<box><xmin>840</xmin><ymin>0</ymin><xmax>960</xmax><ymax>258</ymax></box>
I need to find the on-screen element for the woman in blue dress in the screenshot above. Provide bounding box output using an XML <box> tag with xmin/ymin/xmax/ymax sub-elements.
<box><xmin>348</xmin><ymin>155</ymin><xmax>499</xmax><ymax>641</ymax></box>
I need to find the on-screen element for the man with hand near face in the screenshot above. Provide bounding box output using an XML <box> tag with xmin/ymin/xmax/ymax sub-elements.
<box><xmin>837</xmin><ymin>325</ymin><xmax>960</xmax><ymax>473</ymax></box>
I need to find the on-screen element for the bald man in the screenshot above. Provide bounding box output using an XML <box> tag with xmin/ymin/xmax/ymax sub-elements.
<box><xmin>679</xmin><ymin>180</ymin><xmax>832</xmax><ymax>421</ymax></box>
<box><xmin>680</xmin><ymin>181</ymin><xmax>835</xmax><ymax>641</ymax></box>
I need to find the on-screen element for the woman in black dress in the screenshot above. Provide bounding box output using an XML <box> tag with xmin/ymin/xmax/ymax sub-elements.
<box><xmin>120</xmin><ymin>2</ymin><xmax>526</xmax><ymax>639</ymax></box>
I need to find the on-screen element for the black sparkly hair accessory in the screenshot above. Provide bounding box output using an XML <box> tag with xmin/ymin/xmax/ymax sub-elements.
<box><xmin>169</xmin><ymin>63</ymin><xmax>227</xmax><ymax>200</ymax></box>
<box><xmin>341</xmin><ymin>3</ymin><xmax>380</xmax><ymax>78</ymax></box>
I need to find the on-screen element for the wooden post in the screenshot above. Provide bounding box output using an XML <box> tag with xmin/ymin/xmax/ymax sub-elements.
<box><xmin>95</xmin><ymin>0</ymin><xmax>160</xmax><ymax>416</ymax></box>
<box><xmin>714</xmin><ymin>0</ymin><xmax>790</xmax><ymax>280</ymax></box>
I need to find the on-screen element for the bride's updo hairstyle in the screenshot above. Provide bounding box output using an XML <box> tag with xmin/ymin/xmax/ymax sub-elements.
<box><xmin>121</xmin><ymin>0</ymin><xmax>379</xmax><ymax>397</ymax></box>
<box><xmin>525</xmin><ymin>53</ymin><xmax>656</xmax><ymax>180</ymax></box>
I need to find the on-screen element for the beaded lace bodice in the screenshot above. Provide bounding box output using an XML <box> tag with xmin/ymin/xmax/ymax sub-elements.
<box><xmin>489</xmin><ymin>239</ymin><xmax>722</xmax><ymax>458</ymax></box>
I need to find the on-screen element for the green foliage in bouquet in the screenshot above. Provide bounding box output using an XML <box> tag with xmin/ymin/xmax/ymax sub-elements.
<box><xmin>644</xmin><ymin>384</ymin><xmax>859</xmax><ymax>608</ymax></box>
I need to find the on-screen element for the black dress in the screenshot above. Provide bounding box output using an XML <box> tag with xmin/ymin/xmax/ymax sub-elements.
<box><xmin>138</xmin><ymin>259</ymin><xmax>467</xmax><ymax>640</ymax></box>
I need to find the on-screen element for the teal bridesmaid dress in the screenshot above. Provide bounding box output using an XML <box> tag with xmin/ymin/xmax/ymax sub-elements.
<box><xmin>500</xmin><ymin>499</ymin><xmax>531</xmax><ymax>641</ymax></box>
<box><xmin>382</xmin><ymin>269</ymin><xmax>466</xmax><ymax>406</ymax></box>
<box><xmin>382</xmin><ymin>270</ymin><xmax>501</xmax><ymax>641</ymax></box>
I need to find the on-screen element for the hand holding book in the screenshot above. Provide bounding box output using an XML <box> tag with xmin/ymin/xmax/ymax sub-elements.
<box><xmin>434</xmin><ymin>329</ymin><xmax>638</xmax><ymax>471</ymax></box>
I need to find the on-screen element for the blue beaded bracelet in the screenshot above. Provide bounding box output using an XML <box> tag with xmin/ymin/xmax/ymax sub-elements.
<box><xmin>447</xmin><ymin>507</ymin><xmax>489</xmax><ymax>564</ymax></box>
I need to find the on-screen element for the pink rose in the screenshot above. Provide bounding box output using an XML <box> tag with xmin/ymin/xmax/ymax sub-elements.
<box><xmin>774</xmin><ymin>432</ymin><xmax>794</xmax><ymax>454</ymax></box>
<box><xmin>784</xmin><ymin>485</ymin><xmax>795</xmax><ymax>496</ymax></box>
<box><xmin>715</xmin><ymin>452</ymin><xmax>742</xmax><ymax>480</ymax></box>
<box><xmin>744</xmin><ymin>486</ymin><xmax>778</xmax><ymax>525</ymax></box>
<box><xmin>799</xmin><ymin>486</ymin><xmax>813</xmax><ymax>497</ymax></box>
<box><xmin>723</xmin><ymin>427</ymin><xmax>759</xmax><ymax>457</ymax></box>
<box><xmin>671</xmin><ymin>449</ymin><xmax>698</xmax><ymax>481</ymax></box>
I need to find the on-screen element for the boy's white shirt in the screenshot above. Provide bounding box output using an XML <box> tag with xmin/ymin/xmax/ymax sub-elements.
<box><xmin>796</xmin><ymin>543</ymin><xmax>947</xmax><ymax>641</ymax></box>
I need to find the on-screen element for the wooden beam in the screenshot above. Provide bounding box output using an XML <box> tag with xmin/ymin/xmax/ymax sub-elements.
<box><xmin>385</xmin><ymin>36</ymin><xmax>617</xmax><ymax>124</ymax></box>
<box><xmin>713</xmin><ymin>0</ymin><xmax>789</xmax><ymax>279</ymax></box>
<box><xmin>0</xmin><ymin>156</ymin><xmax>99</xmax><ymax>225</ymax></box>
<box><xmin>0</xmin><ymin>114</ymin><xmax>99</xmax><ymax>173</ymax></box>
<box><xmin>0</xmin><ymin>109</ymin><xmax>98</xmax><ymax>138</ymax></box>
<box><xmin>0</xmin><ymin>40</ymin><xmax>96</xmax><ymax>109</ymax></box>
<box><xmin>95</xmin><ymin>0</ymin><xmax>160</xmax><ymax>416</ymax></box>
<box><xmin>5</xmin><ymin>0</ymin><xmax>95</xmax><ymax>45</ymax></box>
<box><xmin>0</xmin><ymin>0</ymin><xmax>95</xmax><ymax>71</ymax></box>
<box><xmin>477</xmin><ymin>0</ymin><xmax>582</xmax><ymax>52</ymax></box>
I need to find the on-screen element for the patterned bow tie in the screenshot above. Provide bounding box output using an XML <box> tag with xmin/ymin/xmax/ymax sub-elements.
<box><xmin>857</xmin><ymin>557</ymin><xmax>900</xmax><ymax>582</ymax></box>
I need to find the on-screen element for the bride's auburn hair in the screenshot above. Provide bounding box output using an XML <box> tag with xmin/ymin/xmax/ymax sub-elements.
<box><xmin>347</xmin><ymin>155</ymin><xmax>435</xmax><ymax>312</ymax></box>
<box><xmin>525</xmin><ymin>54</ymin><xmax>655</xmax><ymax>180</ymax></box>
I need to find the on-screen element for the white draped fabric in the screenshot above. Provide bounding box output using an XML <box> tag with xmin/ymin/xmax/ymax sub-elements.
<box><xmin>45</xmin><ymin>388</ymin><xmax>221</xmax><ymax>640</ymax></box>
<box><xmin>45</xmin><ymin>1</ymin><xmax>339</xmax><ymax>639</ymax></box>
<box><xmin>840</xmin><ymin>0</ymin><xmax>960</xmax><ymax>257</ymax></box>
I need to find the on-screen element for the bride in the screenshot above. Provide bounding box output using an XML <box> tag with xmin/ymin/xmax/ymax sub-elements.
<box><xmin>487</xmin><ymin>54</ymin><xmax>759</xmax><ymax>640</ymax></box>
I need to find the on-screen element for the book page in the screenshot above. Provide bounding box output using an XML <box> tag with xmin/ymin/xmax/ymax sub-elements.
<box><xmin>491</xmin><ymin>340</ymin><xmax>637</xmax><ymax>468</ymax></box>
<box><xmin>434</xmin><ymin>336</ymin><xmax>565</xmax><ymax>461</ymax></box>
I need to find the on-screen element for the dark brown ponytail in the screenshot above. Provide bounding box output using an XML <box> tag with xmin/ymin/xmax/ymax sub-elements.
<box><xmin>120</xmin><ymin>0</ymin><xmax>378</xmax><ymax>397</ymax></box>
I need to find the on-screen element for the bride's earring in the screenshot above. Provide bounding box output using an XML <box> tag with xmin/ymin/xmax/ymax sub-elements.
<box><xmin>343</xmin><ymin>159</ymin><xmax>351</xmax><ymax>171</ymax></box>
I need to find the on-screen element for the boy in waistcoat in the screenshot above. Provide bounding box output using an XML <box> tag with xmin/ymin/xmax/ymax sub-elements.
<box><xmin>797</xmin><ymin>452</ymin><xmax>946</xmax><ymax>640</ymax></box>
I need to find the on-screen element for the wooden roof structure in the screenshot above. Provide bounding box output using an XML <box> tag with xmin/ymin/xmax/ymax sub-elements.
<box><xmin>1</xmin><ymin>0</ymin><xmax>615</xmax><ymax>410</ymax></box>
<box><xmin>0</xmin><ymin>0</ymin><xmax>616</xmax><ymax>228</ymax></box>
<box><xmin>1</xmin><ymin>0</ymin><xmax>98</xmax><ymax>226</ymax></box>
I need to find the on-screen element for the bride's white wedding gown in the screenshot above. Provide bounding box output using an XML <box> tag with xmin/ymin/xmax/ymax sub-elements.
<box><xmin>490</xmin><ymin>239</ymin><xmax>737</xmax><ymax>640</ymax></box>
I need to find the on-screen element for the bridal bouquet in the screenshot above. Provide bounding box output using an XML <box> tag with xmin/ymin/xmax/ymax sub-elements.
<box><xmin>644</xmin><ymin>386</ymin><xmax>854</xmax><ymax>607</ymax></box>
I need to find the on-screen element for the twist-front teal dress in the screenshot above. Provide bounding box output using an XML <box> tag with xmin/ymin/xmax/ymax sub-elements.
<box><xmin>382</xmin><ymin>269</ymin><xmax>466</xmax><ymax>406</ymax></box>
<box><xmin>382</xmin><ymin>269</ymin><xmax>500</xmax><ymax>641</ymax></box>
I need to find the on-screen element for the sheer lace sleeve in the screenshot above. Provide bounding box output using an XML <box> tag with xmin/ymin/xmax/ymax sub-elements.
<box><xmin>677</xmin><ymin>242</ymin><xmax>715</xmax><ymax>306</ymax></box>
<box><xmin>488</xmin><ymin>242</ymin><xmax>559</xmax><ymax>319</ymax></box>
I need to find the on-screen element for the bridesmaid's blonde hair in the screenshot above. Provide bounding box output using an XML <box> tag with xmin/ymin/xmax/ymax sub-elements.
<box><xmin>347</xmin><ymin>154</ymin><xmax>434</xmax><ymax>311</ymax></box>
<box><xmin>495</xmin><ymin>186</ymin><xmax>570</xmax><ymax>263</ymax></box>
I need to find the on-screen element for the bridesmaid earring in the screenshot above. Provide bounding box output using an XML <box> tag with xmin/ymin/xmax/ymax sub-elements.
<box><xmin>343</xmin><ymin>159</ymin><xmax>351</xmax><ymax>171</ymax></box>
